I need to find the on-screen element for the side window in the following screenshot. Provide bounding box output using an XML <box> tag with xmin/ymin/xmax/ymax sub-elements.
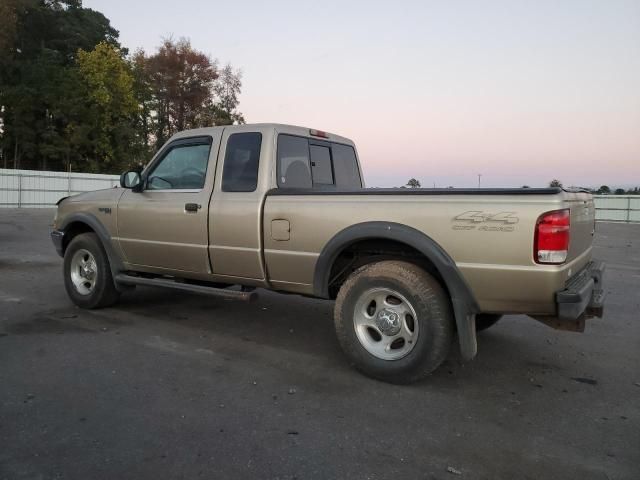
<box><xmin>332</xmin><ymin>143</ymin><xmax>362</xmax><ymax>188</ymax></box>
<box><xmin>277</xmin><ymin>135</ymin><xmax>311</xmax><ymax>188</ymax></box>
<box><xmin>147</xmin><ymin>142</ymin><xmax>211</xmax><ymax>190</ymax></box>
<box><xmin>222</xmin><ymin>132</ymin><xmax>262</xmax><ymax>192</ymax></box>
<box><xmin>310</xmin><ymin>145</ymin><xmax>333</xmax><ymax>185</ymax></box>
<box><xmin>276</xmin><ymin>134</ymin><xmax>362</xmax><ymax>189</ymax></box>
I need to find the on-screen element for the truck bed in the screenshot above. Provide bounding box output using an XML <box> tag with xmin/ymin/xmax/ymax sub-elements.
<box><xmin>263</xmin><ymin>187</ymin><xmax>595</xmax><ymax>315</ymax></box>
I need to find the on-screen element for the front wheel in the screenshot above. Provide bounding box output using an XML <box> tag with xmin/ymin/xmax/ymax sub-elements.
<box><xmin>334</xmin><ymin>260</ymin><xmax>454</xmax><ymax>384</ymax></box>
<box><xmin>63</xmin><ymin>233</ymin><xmax>120</xmax><ymax>309</ymax></box>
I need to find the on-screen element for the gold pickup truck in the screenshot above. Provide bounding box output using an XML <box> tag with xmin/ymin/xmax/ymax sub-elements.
<box><xmin>51</xmin><ymin>124</ymin><xmax>605</xmax><ymax>383</ymax></box>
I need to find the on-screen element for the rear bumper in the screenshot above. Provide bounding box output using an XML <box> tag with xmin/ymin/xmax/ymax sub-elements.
<box><xmin>51</xmin><ymin>229</ymin><xmax>65</xmax><ymax>257</ymax></box>
<box><xmin>556</xmin><ymin>260</ymin><xmax>606</xmax><ymax>321</ymax></box>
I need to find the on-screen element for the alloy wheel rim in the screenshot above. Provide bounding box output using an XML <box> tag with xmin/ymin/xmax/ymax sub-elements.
<box><xmin>70</xmin><ymin>249</ymin><xmax>98</xmax><ymax>296</ymax></box>
<box><xmin>353</xmin><ymin>287</ymin><xmax>420</xmax><ymax>360</ymax></box>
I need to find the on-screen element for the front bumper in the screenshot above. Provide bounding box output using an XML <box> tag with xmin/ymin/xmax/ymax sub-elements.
<box><xmin>556</xmin><ymin>260</ymin><xmax>606</xmax><ymax>321</ymax></box>
<box><xmin>51</xmin><ymin>229</ymin><xmax>65</xmax><ymax>257</ymax></box>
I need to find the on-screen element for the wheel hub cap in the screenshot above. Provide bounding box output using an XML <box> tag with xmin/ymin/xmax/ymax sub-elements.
<box><xmin>376</xmin><ymin>309</ymin><xmax>401</xmax><ymax>336</ymax></box>
<box><xmin>81</xmin><ymin>265</ymin><xmax>95</xmax><ymax>279</ymax></box>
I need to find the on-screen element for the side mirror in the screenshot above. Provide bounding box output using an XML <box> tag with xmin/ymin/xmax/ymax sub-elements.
<box><xmin>120</xmin><ymin>170</ymin><xmax>143</xmax><ymax>192</ymax></box>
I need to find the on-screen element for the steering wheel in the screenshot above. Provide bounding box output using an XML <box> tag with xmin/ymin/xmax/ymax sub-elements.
<box><xmin>181</xmin><ymin>168</ymin><xmax>205</xmax><ymax>188</ymax></box>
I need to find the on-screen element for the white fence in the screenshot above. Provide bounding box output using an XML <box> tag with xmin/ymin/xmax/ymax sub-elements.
<box><xmin>0</xmin><ymin>169</ymin><xmax>639</xmax><ymax>222</ymax></box>
<box><xmin>0</xmin><ymin>168</ymin><xmax>119</xmax><ymax>208</ymax></box>
<box><xmin>593</xmin><ymin>195</ymin><xmax>640</xmax><ymax>223</ymax></box>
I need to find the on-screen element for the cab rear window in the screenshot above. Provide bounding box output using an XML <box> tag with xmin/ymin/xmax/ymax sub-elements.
<box><xmin>277</xmin><ymin>134</ymin><xmax>361</xmax><ymax>189</ymax></box>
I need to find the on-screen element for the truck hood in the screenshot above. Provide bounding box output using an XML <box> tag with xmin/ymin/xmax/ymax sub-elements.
<box><xmin>65</xmin><ymin>187</ymin><xmax>123</xmax><ymax>204</ymax></box>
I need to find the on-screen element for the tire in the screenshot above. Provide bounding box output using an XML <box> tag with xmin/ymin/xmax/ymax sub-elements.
<box><xmin>63</xmin><ymin>232</ymin><xmax>120</xmax><ymax>309</ymax></box>
<box><xmin>334</xmin><ymin>260</ymin><xmax>454</xmax><ymax>384</ymax></box>
<box><xmin>475</xmin><ymin>314</ymin><xmax>502</xmax><ymax>332</ymax></box>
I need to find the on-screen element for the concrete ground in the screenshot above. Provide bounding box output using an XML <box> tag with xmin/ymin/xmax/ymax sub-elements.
<box><xmin>0</xmin><ymin>209</ymin><xmax>638</xmax><ymax>480</ymax></box>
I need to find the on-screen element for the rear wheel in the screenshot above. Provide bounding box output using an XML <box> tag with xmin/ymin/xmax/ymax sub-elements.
<box><xmin>334</xmin><ymin>260</ymin><xmax>453</xmax><ymax>384</ymax></box>
<box><xmin>63</xmin><ymin>233</ymin><xmax>120</xmax><ymax>309</ymax></box>
<box><xmin>475</xmin><ymin>314</ymin><xmax>502</xmax><ymax>332</ymax></box>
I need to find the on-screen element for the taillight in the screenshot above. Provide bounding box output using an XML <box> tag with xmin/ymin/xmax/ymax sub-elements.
<box><xmin>534</xmin><ymin>209</ymin><xmax>570</xmax><ymax>264</ymax></box>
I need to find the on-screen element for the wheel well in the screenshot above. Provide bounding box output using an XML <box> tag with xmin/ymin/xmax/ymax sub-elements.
<box><xmin>326</xmin><ymin>238</ymin><xmax>448</xmax><ymax>299</ymax></box>
<box><xmin>62</xmin><ymin>222</ymin><xmax>95</xmax><ymax>254</ymax></box>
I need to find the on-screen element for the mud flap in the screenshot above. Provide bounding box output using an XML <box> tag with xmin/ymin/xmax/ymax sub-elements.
<box><xmin>452</xmin><ymin>298</ymin><xmax>478</xmax><ymax>361</ymax></box>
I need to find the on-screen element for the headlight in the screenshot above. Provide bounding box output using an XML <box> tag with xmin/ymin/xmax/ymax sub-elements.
<box><xmin>52</xmin><ymin>196</ymin><xmax>68</xmax><ymax>229</ymax></box>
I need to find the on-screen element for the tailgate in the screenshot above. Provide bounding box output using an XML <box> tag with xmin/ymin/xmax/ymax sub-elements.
<box><xmin>564</xmin><ymin>191</ymin><xmax>595</xmax><ymax>267</ymax></box>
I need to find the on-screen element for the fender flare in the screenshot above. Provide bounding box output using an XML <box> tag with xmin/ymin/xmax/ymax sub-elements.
<box><xmin>58</xmin><ymin>212</ymin><xmax>127</xmax><ymax>291</ymax></box>
<box><xmin>313</xmin><ymin>221</ymin><xmax>480</xmax><ymax>360</ymax></box>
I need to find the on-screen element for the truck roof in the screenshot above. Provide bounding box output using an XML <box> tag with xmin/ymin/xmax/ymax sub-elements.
<box><xmin>170</xmin><ymin>123</ymin><xmax>355</xmax><ymax>146</ymax></box>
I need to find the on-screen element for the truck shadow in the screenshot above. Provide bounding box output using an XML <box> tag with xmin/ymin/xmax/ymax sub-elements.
<box><xmin>107</xmin><ymin>286</ymin><xmax>548</xmax><ymax>390</ymax></box>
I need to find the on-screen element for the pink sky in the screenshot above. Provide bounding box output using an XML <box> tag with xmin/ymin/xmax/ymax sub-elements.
<box><xmin>86</xmin><ymin>0</ymin><xmax>640</xmax><ymax>188</ymax></box>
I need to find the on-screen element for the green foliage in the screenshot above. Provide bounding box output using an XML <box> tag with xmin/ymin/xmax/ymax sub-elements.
<box><xmin>549</xmin><ymin>179</ymin><xmax>563</xmax><ymax>188</ymax></box>
<box><xmin>406</xmin><ymin>178</ymin><xmax>421</xmax><ymax>188</ymax></box>
<box><xmin>597</xmin><ymin>185</ymin><xmax>611</xmax><ymax>194</ymax></box>
<box><xmin>74</xmin><ymin>42</ymin><xmax>140</xmax><ymax>172</ymax></box>
<box><xmin>130</xmin><ymin>49</ymin><xmax>154</xmax><ymax>158</ymax></box>
<box><xmin>0</xmin><ymin>0</ymin><xmax>123</xmax><ymax>171</ymax></box>
<box><xmin>0</xmin><ymin>0</ymin><xmax>18</xmax><ymax>68</ymax></box>
<box><xmin>0</xmin><ymin>4</ymin><xmax>245</xmax><ymax>173</ymax></box>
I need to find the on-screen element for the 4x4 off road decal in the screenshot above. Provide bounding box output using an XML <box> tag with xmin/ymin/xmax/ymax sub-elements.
<box><xmin>452</xmin><ymin>211</ymin><xmax>519</xmax><ymax>232</ymax></box>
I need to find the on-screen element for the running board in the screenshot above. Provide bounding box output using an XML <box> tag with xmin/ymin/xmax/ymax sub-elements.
<box><xmin>114</xmin><ymin>274</ymin><xmax>257</xmax><ymax>301</ymax></box>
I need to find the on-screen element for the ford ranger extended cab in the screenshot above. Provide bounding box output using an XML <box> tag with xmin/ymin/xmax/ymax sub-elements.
<box><xmin>51</xmin><ymin>124</ymin><xmax>605</xmax><ymax>383</ymax></box>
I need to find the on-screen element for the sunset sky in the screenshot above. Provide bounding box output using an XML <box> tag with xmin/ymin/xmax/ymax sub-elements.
<box><xmin>85</xmin><ymin>0</ymin><xmax>640</xmax><ymax>188</ymax></box>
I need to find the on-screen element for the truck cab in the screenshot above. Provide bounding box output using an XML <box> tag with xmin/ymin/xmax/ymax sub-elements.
<box><xmin>115</xmin><ymin>124</ymin><xmax>362</xmax><ymax>285</ymax></box>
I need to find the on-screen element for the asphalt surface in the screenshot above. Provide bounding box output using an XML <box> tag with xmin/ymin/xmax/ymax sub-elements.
<box><xmin>1</xmin><ymin>209</ymin><xmax>638</xmax><ymax>480</ymax></box>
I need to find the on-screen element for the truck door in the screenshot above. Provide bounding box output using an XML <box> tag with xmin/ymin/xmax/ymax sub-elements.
<box><xmin>116</xmin><ymin>133</ymin><xmax>221</xmax><ymax>273</ymax></box>
<box><xmin>208</xmin><ymin>126</ymin><xmax>269</xmax><ymax>280</ymax></box>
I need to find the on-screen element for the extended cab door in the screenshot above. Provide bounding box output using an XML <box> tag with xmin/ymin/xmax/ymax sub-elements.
<box><xmin>262</xmin><ymin>132</ymin><xmax>363</xmax><ymax>291</ymax></box>
<box><xmin>116</xmin><ymin>133</ymin><xmax>221</xmax><ymax>273</ymax></box>
<box><xmin>208</xmin><ymin>126</ymin><xmax>272</xmax><ymax>281</ymax></box>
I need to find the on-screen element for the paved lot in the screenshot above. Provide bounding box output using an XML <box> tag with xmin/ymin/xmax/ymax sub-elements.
<box><xmin>0</xmin><ymin>209</ymin><xmax>638</xmax><ymax>480</ymax></box>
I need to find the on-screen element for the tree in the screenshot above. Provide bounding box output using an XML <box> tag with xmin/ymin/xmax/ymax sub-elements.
<box><xmin>145</xmin><ymin>38</ymin><xmax>219</xmax><ymax>147</ymax></box>
<box><xmin>549</xmin><ymin>179</ymin><xmax>563</xmax><ymax>188</ymax></box>
<box><xmin>0</xmin><ymin>4</ymin><xmax>247</xmax><ymax>172</ymax></box>
<box><xmin>597</xmin><ymin>185</ymin><xmax>611</xmax><ymax>195</ymax></box>
<box><xmin>0</xmin><ymin>0</ymin><xmax>121</xmax><ymax>171</ymax></box>
<box><xmin>209</xmin><ymin>64</ymin><xmax>245</xmax><ymax>125</ymax></box>
<box><xmin>614</xmin><ymin>188</ymin><xmax>625</xmax><ymax>195</ymax></box>
<box><xmin>0</xmin><ymin>0</ymin><xmax>18</xmax><ymax>66</ymax></box>
<box><xmin>74</xmin><ymin>42</ymin><xmax>140</xmax><ymax>173</ymax></box>
<box><xmin>406</xmin><ymin>178</ymin><xmax>421</xmax><ymax>188</ymax></box>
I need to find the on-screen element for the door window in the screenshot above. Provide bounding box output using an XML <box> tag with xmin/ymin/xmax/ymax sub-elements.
<box><xmin>147</xmin><ymin>142</ymin><xmax>211</xmax><ymax>190</ymax></box>
<box><xmin>277</xmin><ymin>135</ymin><xmax>312</xmax><ymax>188</ymax></box>
<box><xmin>222</xmin><ymin>132</ymin><xmax>262</xmax><ymax>192</ymax></box>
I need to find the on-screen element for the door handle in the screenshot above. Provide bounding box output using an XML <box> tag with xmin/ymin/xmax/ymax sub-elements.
<box><xmin>184</xmin><ymin>203</ymin><xmax>201</xmax><ymax>213</ymax></box>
